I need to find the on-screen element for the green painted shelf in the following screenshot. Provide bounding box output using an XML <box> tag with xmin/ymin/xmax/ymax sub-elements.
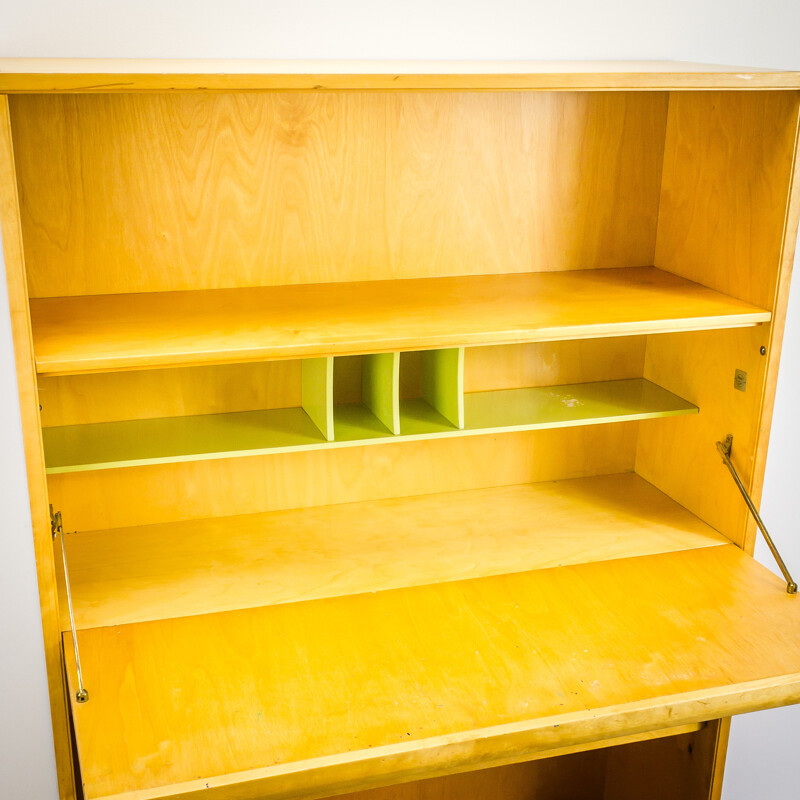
<box><xmin>42</xmin><ymin>378</ymin><xmax>697</xmax><ymax>474</ymax></box>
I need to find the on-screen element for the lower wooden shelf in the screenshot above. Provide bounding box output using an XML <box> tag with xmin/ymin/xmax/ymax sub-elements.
<box><xmin>65</xmin><ymin>544</ymin><xmax>800</xmax><ymax>800</ymax></box>
<box><xmin>43</xmin><ymin>378</ymin><xmax>697</xmax><ymax>473</ymax></box>
<box><xmin>60</xmin><ymin>473</ymin><xmax>726</xmax><ymax>629</ymax></box>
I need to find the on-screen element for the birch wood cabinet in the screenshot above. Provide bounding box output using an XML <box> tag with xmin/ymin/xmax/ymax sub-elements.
<box><xmin>2</xmin><ymin>59</ymin><xmax>800</xmax><ymax>800</ymax></box>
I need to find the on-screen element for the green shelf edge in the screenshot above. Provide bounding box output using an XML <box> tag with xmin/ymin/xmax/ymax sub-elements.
<box><xmin>43</xmin><ymin>378</ymin><xmax>698</xmax><ymax>474</ymax></box>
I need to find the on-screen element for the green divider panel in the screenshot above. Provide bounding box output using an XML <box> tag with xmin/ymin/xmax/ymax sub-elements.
<box><xmin>422</xmin><ymin>348</ymin><xmax>464</xmax><ymax>429</ymax></box>
<box><xmin>302</xmin><ymin>357</ymin><xmax>334</xmax><ymax>441</ymax></box>
<box><xmin>362</xmin><ymin>353</ymin><xmax>400</xmax><ymax>435</ymax></box>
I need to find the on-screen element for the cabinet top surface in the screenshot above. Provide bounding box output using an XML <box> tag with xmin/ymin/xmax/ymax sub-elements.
<box><xmin>1</xmin><ymin>58</ymin><xmax>798</xmax><ymax>91</ymax></box>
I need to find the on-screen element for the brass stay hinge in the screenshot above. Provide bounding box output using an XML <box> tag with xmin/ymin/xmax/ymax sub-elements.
<box><xmin>50</xmin><ymin>506</ymin><xmax>89</xmax><ymax>703</ymax></box>
<box><xmin>716</xmin><ymin>436</ymin><xmax>797</xmax><ymax>595</ymax></box>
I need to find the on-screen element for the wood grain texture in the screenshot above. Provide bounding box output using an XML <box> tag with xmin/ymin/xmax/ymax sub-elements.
<box><xmin>64</xmin><ymin>545</ymin><xmax>800</xmax><ymax>800</ymax></box>
<box><xmin>39</xmin><ymin>360</ymin><xmax>302</xmax><ymax>427</ymax></box>
<box><xmin>11</xmin><ymin>91</ymin><xmax>667</xmax><ymax>297</ymax></box>
<box><xmin>655</xmin><ymin>91</ymin><xmax>800</xmax><ymax>310</ymax></box>
<box><xmin>48</xmin><ymin>423</ymin><xmax>639</xmax><ymax>532</ymax></box>
<box><xmin>38</xmin><ymin>338</ymin><xmax>646</xmax><ymax>428</ymax></box>
<box><xmin>29</xmin><ymin>268</ymin><xmax>770</xmax><ymax>376</ymax></box>
<box><xmin>464</xmin><ymin>337</ymin><xmax>646</xmax><ymax>391</ymax></box>
<box><xmin>1</xmin><ymin>59</ymin><xmax>799</xmax><ymax>92</ymax></box>
<box><xmin>4</xmin><ymin>69</ymin><xmax>800</xmax><ymax>800</ymax></box>
<box><xmin>59</xmin><ymin>473</ymin><xmax>727</xmax><ymax>630</ymax></box>
<box><xmin>0</xmin><ymin>96</ymin><xmax>75</xmax><ymax>799</ymax></box>
<box><xmin>639</xmin><ymin>91</ymin><xmax>800</xmax><ymax>549</ymax></box>
<box><xmin>636</xmin><ymin>327</ymin><xmax>769</xmax><ymax>548</ymax></box>
<box><xmin>332</xmin><ymin>725</ymin><xmax>705</xmax><ymax>800</ymax></box>
<box><xmin>603</xmin><ymin>720</ymin><xmax>720</xmax><ymax>800</ymax></box>
<box><xmin>328</xmin><ymin>749</ymin><xmax>609</xmax><ymax>800</ymax></box>
<box><xmin>42</xmin><ymin>378</ymin><xmax>695</xmax><ymax>474</ymax></box>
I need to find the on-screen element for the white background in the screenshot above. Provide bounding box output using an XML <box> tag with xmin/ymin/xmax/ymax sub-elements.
<box><xmin>0</xmin><ymin>2</ymin><xmax>798</xmax><ymax>798</ymax></box>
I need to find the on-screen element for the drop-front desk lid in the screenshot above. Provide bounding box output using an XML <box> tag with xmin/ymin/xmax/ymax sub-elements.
<box><xmin>65</xmin><ymin>544</ymin><xmax>800</xmax><ymax>800</ymax></box>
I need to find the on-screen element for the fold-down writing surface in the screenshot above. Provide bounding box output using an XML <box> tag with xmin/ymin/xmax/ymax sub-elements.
<box><xmin>65</xmin><ymin>545</ymin><xmax>800</xmax><ymax>800</ymax></box>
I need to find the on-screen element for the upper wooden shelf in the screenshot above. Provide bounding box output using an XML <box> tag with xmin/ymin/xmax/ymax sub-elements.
<box><xmin>31</xmin><ymin>267</ymin><xmax>770</xmax><ymax>376</ymax></box>
<box><xmin>65</xmin><ymin>544</ymin><xmax>800</xmax><ymax>800</ymax></box>
<box><xmin>1</xmin><ymin>59</ymin><xmax>799</xmax><ymax>92</ymax></box>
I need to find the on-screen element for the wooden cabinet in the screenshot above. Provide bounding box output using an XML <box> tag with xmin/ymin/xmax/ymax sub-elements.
<box><xmin>2</xmin><ymin>60</ymin><xmax>800</xmax><ymax>800</ymax></box>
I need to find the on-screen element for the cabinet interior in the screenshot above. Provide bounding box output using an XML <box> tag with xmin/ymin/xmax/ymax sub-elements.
<box><xmin>5</xmin><ymin>83</ymin><xmax>800</xmax><ymax>800</ymax></box>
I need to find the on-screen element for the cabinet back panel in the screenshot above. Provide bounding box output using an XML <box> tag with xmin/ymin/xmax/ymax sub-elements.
<box><xmin>47</xmin><ymin>423</ymin><xmax>638</xmax><ymax>531</ymax></box>
<box><xmin>38</xmin><ymin>359</ymin><xmax>302</xmax><ymax>427</ymax></box>
<box><xmin>10</xmin><ymin>91</ymin><xmax>668</xmax><ymax>298</ymax></box>
<box><xmin>464</xmin><ymin>338</ymin><xmax>646</xmax><ymax>392</ymax></box>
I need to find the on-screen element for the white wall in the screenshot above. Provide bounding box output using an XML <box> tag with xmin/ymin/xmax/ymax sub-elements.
<box><xmin>0</xmin><ymin>2</ymin><xmax>798</xmax><ymax>798</ymax></box>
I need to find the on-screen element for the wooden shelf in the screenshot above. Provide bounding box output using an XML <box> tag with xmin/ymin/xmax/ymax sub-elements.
<box><xmin>60</xmin><ymin>473</ymin><xmax>727</xmax><ymax>629</ymax></box>
<box><xmin>65</xmin><ymin>544</ymin><xmax>800</xmax><ymax>800</ymax></box>
<box><xmin>30</xmin><ymin>267</ymin><xmax>770</xmax><ymax>376</ymax></box>
<box><xmin>43</xmin><ymin>378</ymin><xmax>697</xmax><ymax>473</ymax></box>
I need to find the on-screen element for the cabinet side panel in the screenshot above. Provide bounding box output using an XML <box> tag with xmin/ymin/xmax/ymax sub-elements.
<box><xmin>0</xmin><ymin>96</ymin><xmax>74</xmax><ymax>799</ymax></box>
<box><xmin>639</xmin><ymin>91</ymin><xmax>800</xmax><ymax>548</ymax></box>
<box><xmin>9</xmin><ymin>91</ymin><xmax>668</xmax><ymax>297</ymax></box>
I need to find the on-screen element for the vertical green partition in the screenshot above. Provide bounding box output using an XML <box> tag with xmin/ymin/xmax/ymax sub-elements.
<box><xmin>302</xmin><ymin>357</ymin><xmax>334</xmax><ymax>441</ymax></box>
<box><xmin>362</xmin><ymin>353</ymin><xmax>400</xmax><ymax>435</ymax></box>
<box><xmin>422</xmin><ymin>348</ymin><xmax>464</xmax><ymax>429</ymax></box>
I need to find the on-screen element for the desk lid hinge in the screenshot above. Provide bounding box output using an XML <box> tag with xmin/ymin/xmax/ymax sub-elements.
<box><xmin>716</xmin><ymin>436</ymin><xmax>797</xmax><ymax>595</ymax></box>
<box><xmin>50</xmin><ymin>505</ymin><xmax>89</xmax><ymax>703</ymax></box>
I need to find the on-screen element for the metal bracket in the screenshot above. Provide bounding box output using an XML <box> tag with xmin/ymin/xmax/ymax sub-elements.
<box><xmin>716</xmin><ymin>436</ymin><xmax>797</xmax><ymax>595</ymax></box>
<box><xmin>50</xmin><ymin>505</ymin><xmax>89</xmax><ymax>703</ymax></box>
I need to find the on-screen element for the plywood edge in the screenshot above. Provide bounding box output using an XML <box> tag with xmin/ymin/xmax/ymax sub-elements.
<box><xmin>85</xmin><ymin>724</ymin><xmax>707</xmax><ymax>800</ymax></box>
<box><xmin>708</xmin><ymin>717</ymin><xmax>732</xmax><ymax>800</ymax></box>
<box><xmin>74</xmin><ymin>675</ymin><xmax>800</xmax><ymax>800</ymax></box>
<box><xmin>1</xmin><ymin>59</ymin><xmax>799</xmax><ymax>92</ymax></box>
